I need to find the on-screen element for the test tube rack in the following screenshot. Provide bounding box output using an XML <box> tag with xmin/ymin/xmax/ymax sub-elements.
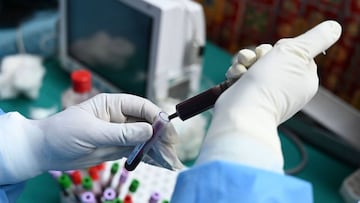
<box><xmin>50</xmin><ymin>158</ymin><xmax>179</xmax><ymax>203</ymax></box>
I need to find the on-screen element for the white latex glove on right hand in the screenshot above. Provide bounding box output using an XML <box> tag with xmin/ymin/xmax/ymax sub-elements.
<box><xmin>195</xmin><ymin>20</ymin><xmax>342</xmax><ymax>173</ymax></box>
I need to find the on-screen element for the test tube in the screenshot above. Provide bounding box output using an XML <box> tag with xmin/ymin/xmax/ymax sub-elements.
<box><xmin>125</xmin><ymin>112</ymin><xmax>170</xmax><ymax>171</ymax></box>
<box><xmin>82</xmin><ymin>176</ymin><xmax>93</xmax><ymax>192</ymax></box>
<box><xmin>124</xmin><ymin>194</ymin><xmax>133</xmax><ymax>203</ymax></box>
<box><xmin>113</xmin><ymin>197</ymin><xmax>124</xmax><ymax>203</ymax></box>
<box><xmin>104</xmin><ymin>162</ymin><xmax>119</xmax><ymax>188</ymax></box>
<box><xmin>149</xmin><ymin>192</ymin><xmax>160</xmax><ymax>203</ymax></box>
<box><xmin>69</xmin><ymin>170</ymin><xmax>83</xmax><ymax>196</ymax></box>
<box><xmin>95</xmin><ymin>163</ymin><xmax>105</xmax><ymax>178</ymax></box>
<box><xmin>102</xmin><ymin>188</ymin><xmax>116</xmax><ymax>201</ymax></box>
<box><xmin>81</xmin><ymin>191</ymin><xmax>96</xmax><ymax>203</ymax></box>
<box><xmin>88</xmin><ymin>167</ymin><xmax>102</xmax><ymax>196</ymax></box>
<box><xmin>115</xmin><ymin>169</ymin><xmax>129</xmax><ymax>196</ymax></box>
<box><xmin>58</xmin><ymin>174</ymin><xmax>77</xmax><ymax>202</ymax></box>
<box><xmin>48</xmin><ymin>170</ymin><xmax>62</xmax><ymax>180</ymax></box>
<box><xmin>58</xmin><ymin>174</ymin><xmax>73</xmax><ymax>197</ymax></box>
<box><xmin>95</xmin><ymin>163</ymin><xmax>105</xmax><ymax>171</ymax></box>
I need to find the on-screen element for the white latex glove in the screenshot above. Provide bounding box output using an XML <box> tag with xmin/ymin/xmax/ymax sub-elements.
<box><xmin>196</xmin><ymin>20</ymin><xmax>342</xmax><ymax>173</ymax></box>
<box><xmin>0</xmin><ymin>93</ymin><xmax>183</xmax><ymax>185</ymax></box>
<box><xmin>0</xmin><ymin>54</ymin><xmax>45</xmax><ymax>99</ymax></box>
<box><xmin>226</xmin><ymin>44</ymin><xmax>273</xmax><ymax>80</ymax></box>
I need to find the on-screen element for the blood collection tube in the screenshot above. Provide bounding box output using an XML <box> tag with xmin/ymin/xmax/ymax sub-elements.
<box><xmin>82</xmin><ymin>176</ymin><xmax>93</xmax><ymax>192</ymax></box>
<box><xmin>104</xmin><ymin>162</ymin><xmax>119</xmax><ymax>188</ymax></box>
<box><xmin>48</xmin><ymin>170</ymin><xmax>62</xmax><ymax>179</ymax></box>
<box><xmin>125</xmin><ymin>112</ymin><xmax>170</xmax><ymax>171</ymax></box>
<box><xmin>69</xmin><ymin>170</ymin><xmax>83</xmax><ymax>195</ymax></box>
<box><xmin>64</xmin><ymin>170</ymin><xmax>75</xmax><ymax>175</ymax></box>
<box><xmin>124</xmin><ymin>194</ymin><xmax>133</xmax><ymax>203</ymax></box>
<box><xmin>58</xmin><ymin>174</ymin><xmax>73</xmax><ymax>197</ymax></box>
<box><xmin>95</xmin><ymin>163</ymin><xmax>105</xmax><ymax>171</ymax></box>
<box><xmin>168</xmin><ymin>79</ymin><xmax>234</xmax><ymax>121</ymax></box>
<box><xmin>116</xmin><ymin>169</ymin><xmax>129</xmax><ymax>196</ymax></box>
<box><xmin>149</xmin><ymin>192</ymin><xmax>160</xmax><ymax>203</ymax></box>
<box><xmin>81</xmin><ymin>191</ymin><xmax>96</xmax><ymax>203</ymax></box>
<box><xmin>113</xmin><ymin>197</ymin><xmax>123</xmax><ymax>203</ymax></box>
<box><xmin>102</xmin><ymin>188</ymin><xmax>117</xmax><ymax>201</ymax></box>
<box><xmin>88</xmin><ymin>167</ymin><xmax>102</xmax><ymax>196</ymax></box>
<box><xmin>95</xmin><ymin>163</ymin><xmax>105</xmax><ymax>178</ymax></box>
<box><xmin>58</xmin><ymin>174</ymin><xmax>77</xmax><ymax>203</ymax></box>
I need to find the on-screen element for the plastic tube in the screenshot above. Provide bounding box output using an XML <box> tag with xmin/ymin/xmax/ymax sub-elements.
<box><xmin>124</xmin><ymin>112</ymin><xmax>170</xmax><ymax>171</ymax></box>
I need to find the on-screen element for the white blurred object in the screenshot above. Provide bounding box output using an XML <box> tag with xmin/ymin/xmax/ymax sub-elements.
<box><xmin>0</xmin><ymin>54</ymin><xmax>45</xmax><ymax>99</ymax></box>
<box><xmin>340</xmin><ymin>168</ymin><xmax>360</xmax><ymax>203</ymax></box>
<box><xmin>70</xmin><ymin>32</ymin><xmax>135</xmax><ymax>69</ymax></box>
<box><xmin>173</xmin><ymin>114</ymin><xmax>207</xmax><ymax>161</ymax></box>
<box><xmin>159</xmin><ymin>98</ymin><xmax>207</xmax><ymax>161</ymax></box>
<box><xmin>29</xmin><ymin>106</ymin><xmax>58</xmax><ymax>119</ymax></box>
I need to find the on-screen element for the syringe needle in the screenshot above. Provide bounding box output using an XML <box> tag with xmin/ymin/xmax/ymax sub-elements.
<box><xmin>168</xmin><ymin>112</ymin><xmax>178</xmax><ymax>120</ymax></box>
<box><xmin>170</xmin><ymin>79</ymin><xmax>234</xmax><ymax>121</ymax></box>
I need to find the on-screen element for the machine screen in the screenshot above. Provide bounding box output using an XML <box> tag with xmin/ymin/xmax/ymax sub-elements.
<box><xmin>67</xmin><ymin>0</ymin><xmax>153</xmax><ymax>96</ymax></box>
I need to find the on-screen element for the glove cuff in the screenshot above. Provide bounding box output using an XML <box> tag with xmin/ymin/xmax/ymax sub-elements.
<box><xmin>196</xmin><ymin>105</ymin><xmax>284</xmax><ymax>174</ymax></box>
<box><xmin>195</xmin><ymin>130</ymin><xmax>284</xmax><ymax>173</ymax></box>
<box><xmin>0</xmin><ymin>112</ymin><xmax>44</xmax><ymax>184</ymax></box>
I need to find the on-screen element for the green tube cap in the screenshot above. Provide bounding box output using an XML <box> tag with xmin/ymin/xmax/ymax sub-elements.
<box><xmin>111</xmin><ymin>163</ymin><xmax>119</xmax><ymax>175</ymax></box>
<box><xmin>58</xmin><ymin>174</ymin><xmax>72</xmax><ymax>189</ymax></box>
<box><xmin>129</xmin><ymin>179</ymin><xmax>140</xmax><ymax>193</ymax></box>
<box><xmin>82</xmin><ymin>176</ymin><xmax>93</xmax><ymax>190</ymax></box>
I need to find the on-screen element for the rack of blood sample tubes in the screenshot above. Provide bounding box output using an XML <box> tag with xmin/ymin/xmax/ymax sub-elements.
<box><xmin>49</xmin><ymin>158</ymin><xmax>178</xmax><ymax>203</ymax></box>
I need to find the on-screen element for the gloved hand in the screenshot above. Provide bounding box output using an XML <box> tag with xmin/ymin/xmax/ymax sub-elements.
<box><xmin>0</xmin><ymin>93</ymin><xmax>183</xmax><ymax>184</ymax></box>
<box><xmin>195</xmin><ymin>20</ymin><xmax>342</xmax><ymax>173</ymax></box>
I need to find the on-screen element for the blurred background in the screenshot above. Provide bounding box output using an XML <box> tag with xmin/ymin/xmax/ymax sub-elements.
<box><xmin>197</xmin><ymin>0</ymin><xmax>360</xmax><ymax>109</ymax></box>
<box><xmin>0</xmin><ymin>0</ymin><xmax>359</xmax><ymax>203</ymax></box>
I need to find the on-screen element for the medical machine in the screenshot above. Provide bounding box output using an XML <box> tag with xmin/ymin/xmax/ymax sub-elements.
<box><xmin>285</xmin><ymin>87</ymin><xmax>360</xmax><ymax>166</ymax></box>
<box><xmin>59</xmin><ymin>0</ymin><xmax>205</xmax><ymax>103</ymax></box>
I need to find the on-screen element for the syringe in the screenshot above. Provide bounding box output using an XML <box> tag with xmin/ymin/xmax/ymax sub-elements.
<box><xmin>168</xmin><ymin>79</ymin><xmax>234</xmax><ymax>121</ymax></box>
<box><xmin>124</xmin><ymin>79</ymin><xmax>235</xmax><ymax>171</ymax></box>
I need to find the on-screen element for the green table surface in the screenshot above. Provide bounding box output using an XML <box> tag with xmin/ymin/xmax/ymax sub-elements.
<box><xmin>0</xmin><ymin>43</ymin><xmax>355</xmax><ymax>203</ymax></box>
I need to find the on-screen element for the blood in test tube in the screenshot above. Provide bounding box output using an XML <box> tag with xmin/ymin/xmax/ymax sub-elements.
<box><xmin>105</xmin><ymin>162</ymin><xmax>119</xmax><ymax>188</ymax></box>
<box><xmin>125</xmin><ymin>112</ymin><xmax>170</xmax><ymax>171</ymax></box>
<box><xmin>116</xmin><ymin>169</ymin><xmax>129</xmax><ymax>196</ymax></box>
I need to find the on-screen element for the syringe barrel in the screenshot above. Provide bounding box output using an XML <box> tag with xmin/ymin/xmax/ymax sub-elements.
<box><xmin>175</xmin><ymin>80</ymin><xmax>232</xmax><ymax>120</ymax></box>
